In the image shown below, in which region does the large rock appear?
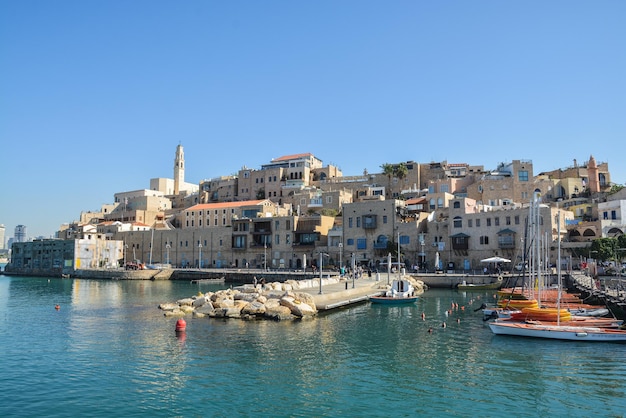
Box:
[210,307,242,318]
[241,301,266,315]
[158,302,179,311]
[177,298,195,307]
[264,305,294,320]
[195,302,215,315]
[280,295,317,317]
[192,296,209,307]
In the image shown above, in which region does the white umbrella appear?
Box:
[480,256,511,263]
[435,252,440,270]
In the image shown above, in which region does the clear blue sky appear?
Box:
[1,1,625,240]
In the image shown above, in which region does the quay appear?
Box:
[568,272,626,319]
[289,277,387,311]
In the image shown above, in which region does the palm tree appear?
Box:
[395,163,408,197]
[381,163,394,198]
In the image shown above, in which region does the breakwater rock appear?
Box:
[159,277,332,320]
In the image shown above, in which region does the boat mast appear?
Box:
[556,211,562,325]
[397,231,401,280]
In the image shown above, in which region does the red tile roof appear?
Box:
[186,200,266,211]
[271,153,313,162]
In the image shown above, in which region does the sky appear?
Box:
[1,0,625,240]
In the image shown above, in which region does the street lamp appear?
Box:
[165,243,171,266]
[198,241,203,269]
[318,252,329,294]
[338,242,343,276]
[352,253,357,288]
[264,242,267,272]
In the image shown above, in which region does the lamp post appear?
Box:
[419,233,425,272]
[338,242,343,276]
[198,242,203,269]
[165,243,171,266]
[264,242,267,272]
[318,252,328,294]
[352,253,356,288]
[387,252,391,285]
[124,244,128,268]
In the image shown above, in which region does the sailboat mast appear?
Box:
[397,231,401,280]
[557,211,562,325]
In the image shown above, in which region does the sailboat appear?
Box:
[370,234,418,305]
[488,199,626,342]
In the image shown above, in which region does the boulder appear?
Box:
[195,302,215,315]
[241,301,266,315]
[264,305,294,321]
[177,298,195,307]
[158,302,179,311]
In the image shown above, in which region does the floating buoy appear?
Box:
[55,305,60,310]
[175,318,187,332]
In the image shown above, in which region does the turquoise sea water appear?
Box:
[1,274,626,417]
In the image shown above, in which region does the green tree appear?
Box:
[589,237,617,262]
[381,163,394,198]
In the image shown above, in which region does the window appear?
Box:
[494,217,500,226]
[515,215,520,225]
[356,238,367,249]
[286,234,291,244]
[356,217,361,228]
[347,238,354,246]
[453,201,461,209]
[476,219,481,227]
[275,234,279,245]
[348,217,353,228]
[399,235,410,245]
[480,236,489,245]
[468,219,473,227]
[383,215,388,224]
[506,216,511,225]
[486,218,491,227]
[363,215,377,229]
[453,216,462,228]
[518,170,529,181]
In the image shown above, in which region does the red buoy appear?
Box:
[55,305,60,310]
[175,318,187,332]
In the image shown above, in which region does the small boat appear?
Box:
[488,207,626,342]
[370,279,418,305]
[488,321,626,342]
[458,277,503,291]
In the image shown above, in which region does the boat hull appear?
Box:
[489,321,626,342]
[370,296,419,305]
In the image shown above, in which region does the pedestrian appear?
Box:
[253,276,257,288]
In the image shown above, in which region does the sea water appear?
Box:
[1,275,625,417]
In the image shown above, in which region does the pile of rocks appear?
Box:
[159,277,338,321]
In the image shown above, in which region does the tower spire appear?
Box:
[174,144,185,195]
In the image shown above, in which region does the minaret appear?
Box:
[174,144,185,195]
[587,155,599,194]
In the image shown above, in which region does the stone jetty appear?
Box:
[159,275,427,320]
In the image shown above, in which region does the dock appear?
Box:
[300,278,386,311]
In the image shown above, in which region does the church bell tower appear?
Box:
[174,144,185,195]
